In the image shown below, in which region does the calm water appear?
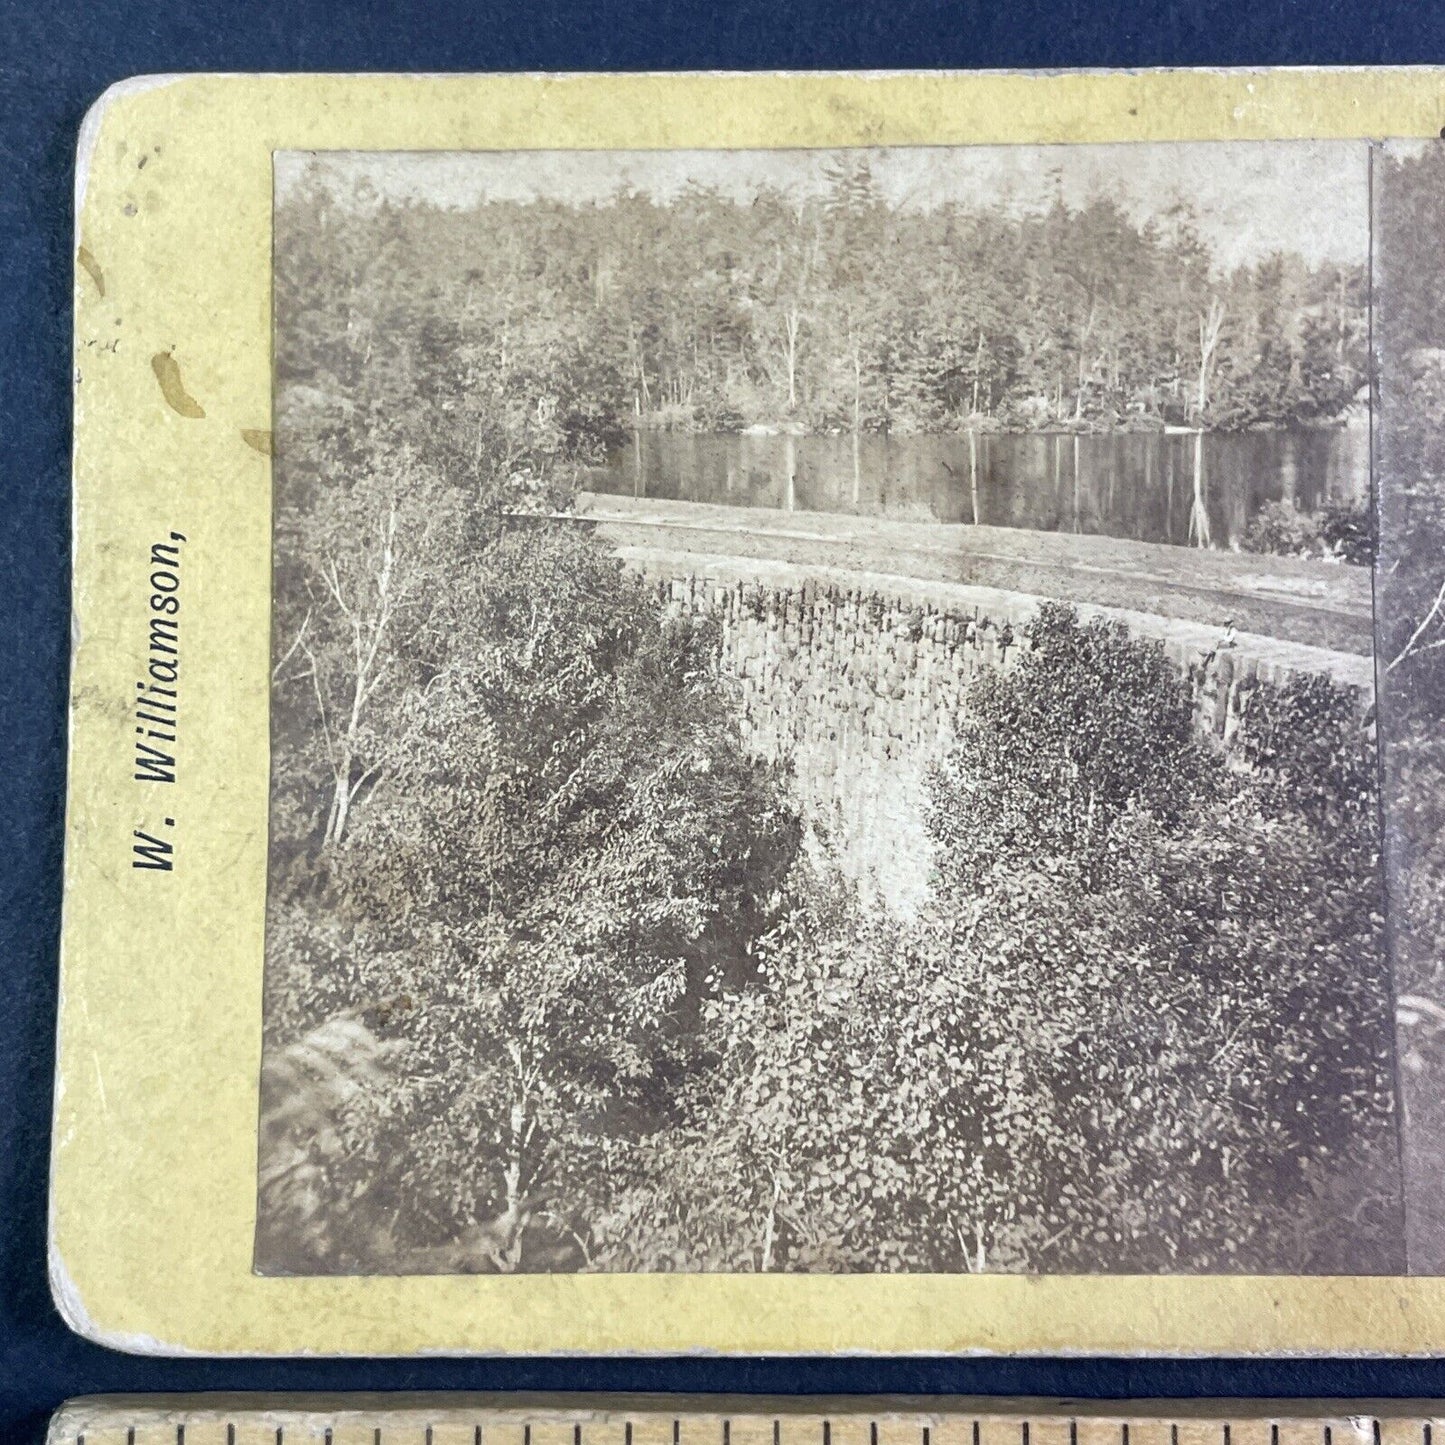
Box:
[587,427,1369,550]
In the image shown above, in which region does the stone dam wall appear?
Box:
[636,562,1373,911]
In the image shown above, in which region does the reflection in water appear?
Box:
[587,425,1369,551]
[1188,431,1212,550]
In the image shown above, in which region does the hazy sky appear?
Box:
[277,141,1370,271]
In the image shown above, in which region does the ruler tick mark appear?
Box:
[49,1404,1445,1445]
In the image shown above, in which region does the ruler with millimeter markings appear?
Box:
[43,1398,1445,1445]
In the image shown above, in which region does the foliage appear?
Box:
[276,157,1365,439]
[255,1014,401,1273]
[592,608,1401,1274]
[1318,502,1378,565]
[266,516,803,1270]
[928,604,1211,890]
[1374,145,1445,1269]
[1242,499,1375,565]
[264,207,804,1269]
[590,863,1060,1273]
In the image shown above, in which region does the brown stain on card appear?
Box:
[151,351,205,418]
[77,245,105,297]
[241,428,273,455]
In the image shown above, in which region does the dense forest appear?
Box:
[1375,143,1445,1274]
[257,154,1402,1277]
[277,157,1366,442]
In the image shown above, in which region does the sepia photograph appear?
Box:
[1375,140,1445,1279]
[255,139,1405,1278]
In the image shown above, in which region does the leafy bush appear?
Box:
[263,521,803,1272]
[590,861,1062,1274]
[926,608,1398,1271]
[595,605,1402,1274]
[928,603,1213,891]
[1243,500,1323,558]
[1318,502,1377,565]
[1243,499,1374,564]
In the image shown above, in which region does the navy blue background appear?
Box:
[8,4,1445,1442]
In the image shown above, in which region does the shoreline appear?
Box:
[619,414,1370,440]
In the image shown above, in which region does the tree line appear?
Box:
[277,157,1366,446]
